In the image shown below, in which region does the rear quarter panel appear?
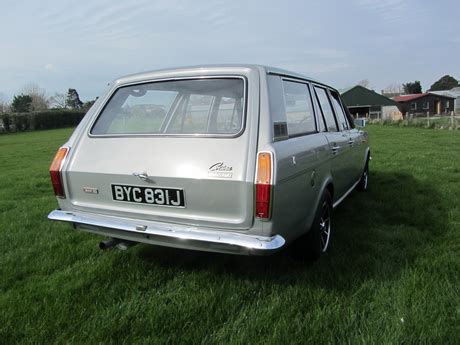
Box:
[270,134,331,242]
[256,73,332,242]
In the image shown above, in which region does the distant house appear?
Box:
[393,93,454,116]
[341,85,402,120]
[428,87,460,114]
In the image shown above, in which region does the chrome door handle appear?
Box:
[332,145,340,154]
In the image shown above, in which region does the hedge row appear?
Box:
[0,110,86,133]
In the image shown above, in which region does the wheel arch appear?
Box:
[303,176,334,235]
[363,147,371,169]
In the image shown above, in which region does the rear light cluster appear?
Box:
[50,147,69,198]
[255,152,273,219]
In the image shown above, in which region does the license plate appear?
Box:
[111,184,185,207]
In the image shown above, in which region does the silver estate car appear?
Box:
[48,65,370,260]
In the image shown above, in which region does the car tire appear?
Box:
[294,189,333,261]
[356,159,369,191]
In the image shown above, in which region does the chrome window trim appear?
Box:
[312,84,340,132]
[268,71,344,123]
[329,89,350,131]
[87,75,248,139]
[280,77,319,138]
[267,71,334,91]
[338,95,355,129]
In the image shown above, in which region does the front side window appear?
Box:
[91,78,245,136]
[283,80,316,136]
[423,101,429,110]
[314,86,338,132]
[330,91,350,130]
[446,100,450,108]
[411,102,417,110]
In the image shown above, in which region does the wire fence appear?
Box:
[367,112,460,130]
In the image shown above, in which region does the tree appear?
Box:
[49,92,67,108]
[403,81,422,94]
[429,75,459,91]
[82,99,97,112]
[358,79,370,88]
[66,88,83,109]
[20,83,49,111]
[11,94,33,112]
[0,92,9,112]
[383,83,403,95]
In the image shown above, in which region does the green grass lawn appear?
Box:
[0,126,459,344]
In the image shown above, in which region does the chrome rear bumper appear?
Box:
[48,210,285,255]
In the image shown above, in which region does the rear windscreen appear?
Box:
[91,78,245,136]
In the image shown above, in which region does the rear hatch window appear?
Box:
[91,78,245,136]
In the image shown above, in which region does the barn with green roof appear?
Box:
[340,85,402,120]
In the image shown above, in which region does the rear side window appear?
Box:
[311,91,326,132]
[330,91,350,130]
[91,78,245,136]
[314,86,338,132]
[283,80,316,136]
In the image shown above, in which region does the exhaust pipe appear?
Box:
[99,238,138,250]
[99,238,122,250]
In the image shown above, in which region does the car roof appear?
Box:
[113,64,326,88]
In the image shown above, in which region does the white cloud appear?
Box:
[277,61,351,76]
[353,0,420,24]
[44,63,56,71]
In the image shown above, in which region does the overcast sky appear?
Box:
[0,0,458,101]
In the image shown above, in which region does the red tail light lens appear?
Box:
[50,147,69,198]
[255,152,272,219]
[256,184,271,218]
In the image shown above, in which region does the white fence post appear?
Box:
[426,111,430,128]
[452,111,455,130]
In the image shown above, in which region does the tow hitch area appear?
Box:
[99,238,138,250]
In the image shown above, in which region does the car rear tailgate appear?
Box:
[64,135,255,230]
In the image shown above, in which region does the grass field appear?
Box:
[0,126,459,344]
